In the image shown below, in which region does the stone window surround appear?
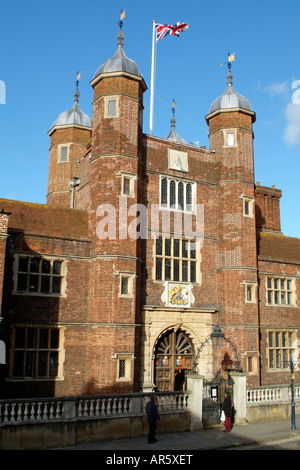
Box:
[112,353,135,382]
[57,143,70,163]
[8,324,65,381]
[114,270,136,299]
[153,236,201,285]
[223,128,237,148]
[104,95,119,118]
[266,276,296,307]
[241,280,257,303]
[245,351,259,375]
[12,253,67,298]
[239,194,255,218]
[266,330,297,371]
[159,175,197,213]
[117,171,137,198]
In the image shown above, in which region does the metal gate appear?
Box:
[202,371,233,425]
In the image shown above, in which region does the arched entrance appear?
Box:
[154,329,194,391]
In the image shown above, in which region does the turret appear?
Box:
[47,81,92,207]
[88,27,147,392]
[205,66,260,380]
[166,102,187,144]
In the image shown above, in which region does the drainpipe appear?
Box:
[69,177,80,209]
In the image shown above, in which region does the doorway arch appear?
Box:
[154,328,194,391]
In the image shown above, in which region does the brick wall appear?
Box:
[142,136,217,309]
[255,183,282,232]
[1,46,299,399]
[258,259,300,385]
[86,71,145,393]
[207,108,260,379]
[257,231,300,385]
[47,127,92,207]
[0,210,10,316]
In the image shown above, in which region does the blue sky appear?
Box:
[0,0,299,238]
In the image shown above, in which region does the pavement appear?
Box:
[56,417,300,452]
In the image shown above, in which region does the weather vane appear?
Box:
[171,99,176,115]
[220,52,235,70]
[75,71,80,89]
[117,9,126,29]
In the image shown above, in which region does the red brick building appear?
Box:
[0,29,299,398]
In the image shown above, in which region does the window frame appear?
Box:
[266,277,295,307]
[154,236,200,284]
[57,144,70,163]
[9,325,64,381]
[104,95,119,118]
[241,195,254,218]
[120,172,136,198]
[223,128,237,148]
[246,352,258,375]
[267,330,296,370]
[118,271,135,298]
[114,353,134,382]
[13,254,66,297]
[243,281,257,303]
[159,176,196,213]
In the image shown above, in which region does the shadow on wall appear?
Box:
[0,231,60,399]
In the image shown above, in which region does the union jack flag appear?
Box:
[155,22,188,41]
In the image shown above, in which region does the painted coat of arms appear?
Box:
[168,283,190,307]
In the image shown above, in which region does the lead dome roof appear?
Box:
[50,89,92,130]
[209,71,252,113]
[166,115,187,144]
[93,30,142,79]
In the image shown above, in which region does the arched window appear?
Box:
[161,178,168,207]
[160,177,195,212]
[170,180,176,208]
[186,184,192,211]
[178,182,184,209]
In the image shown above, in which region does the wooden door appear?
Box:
[154,329,194,391]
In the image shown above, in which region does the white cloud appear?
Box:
[283,102,300,150]
[258,80,300,152]
[265,81,289,97]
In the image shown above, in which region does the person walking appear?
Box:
[146,393,160,443]
[222,392,233,432]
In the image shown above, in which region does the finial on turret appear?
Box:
[227,70,233,87]
[171,99,176,127]
[166,98,186,144]
[74,71,80,103]
[117,29,125,48]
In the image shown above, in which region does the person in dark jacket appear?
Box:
[222,392,233,432]
[146,393,160,443]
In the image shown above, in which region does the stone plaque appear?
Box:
[168,149,188,172]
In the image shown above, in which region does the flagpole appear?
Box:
[150,20,156,135]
